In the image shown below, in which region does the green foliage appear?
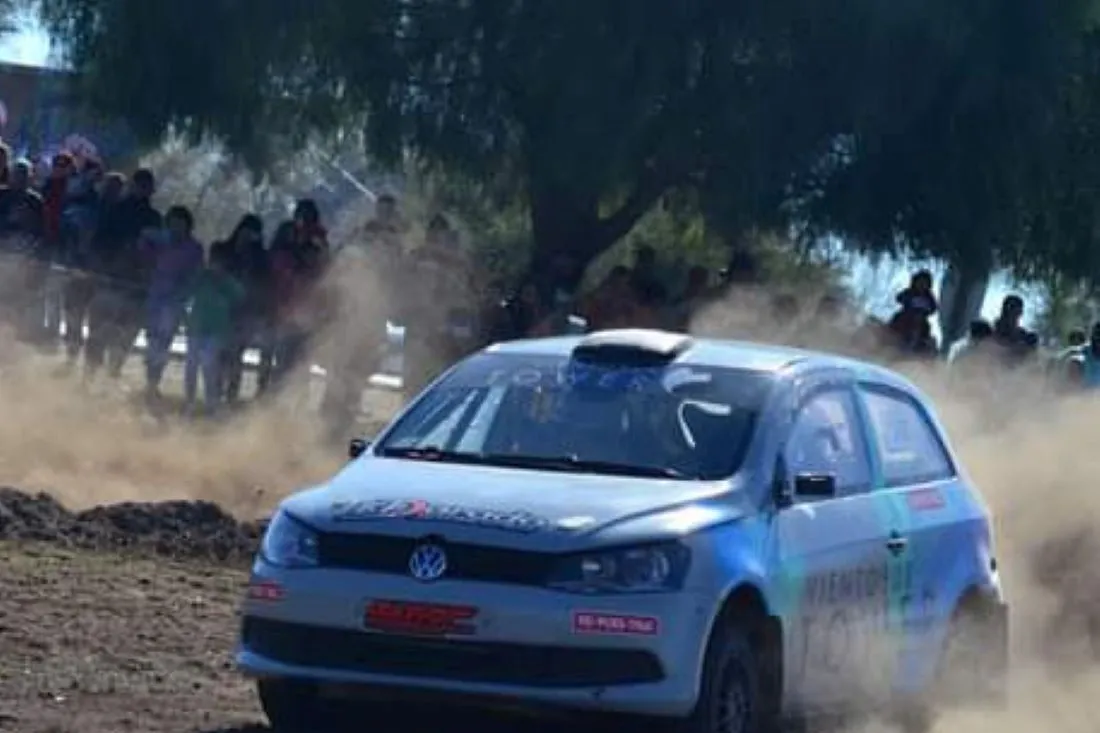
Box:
[1031,272,1098,344]
[35,0,1100,298]
[801,0,1100,271]
[407,166,533,289]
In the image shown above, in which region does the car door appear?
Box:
[771,375,893,711]
[856,381,968,697]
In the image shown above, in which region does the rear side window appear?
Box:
[860,387,954,487]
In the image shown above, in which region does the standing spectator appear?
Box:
[580,265,636,331]
[139,205,204,402]
[887,270,939,357]
[317,198,415,438]
[895,270,938,317]
[182,244,245,416]
[630,244,668,307]
[0,159,43,240]
[400,214,476,400]
[84,168,162,381]
[0,161,44,339]
[316,244,387,442]
[363,193,406,253]
[0,158,44,232]
[268,199,330,389]
[492,281,548,342]
[210,214,269,404]
[951,319,995,366]
[992,295,1027,344]
[725,249,759,285]
[991,294,1038,367]
[528,253,585,337]
[59,166,116,370]
[1057,322,1100,390]
[362,192,408,326]
[34,152,77,346]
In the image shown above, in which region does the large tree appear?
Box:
[37,0,899,288]
[800,0,1100,338]
[38,0,1100,302]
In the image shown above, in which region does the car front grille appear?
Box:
[316,531,555,586]
[241,617,665,687]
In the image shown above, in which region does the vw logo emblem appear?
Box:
[408,543,448,582]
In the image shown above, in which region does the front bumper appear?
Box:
[235,559,713,716]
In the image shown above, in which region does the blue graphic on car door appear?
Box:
[770,376,893,709]
[857,382,989,696]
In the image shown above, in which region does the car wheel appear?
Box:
[676,621,777,733]
[894,599,1009,733]
[936,601,1008,708]
[257,679,320,732]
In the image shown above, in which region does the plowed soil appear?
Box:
[0,492,599,733]
[0,540,259,733]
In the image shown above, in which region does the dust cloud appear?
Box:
[692,287,1100,732]
[0,266,1096,730]
[0,352,337,517]
[0,246,403,519]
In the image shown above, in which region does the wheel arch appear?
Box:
[953,583,1004,617]
[705,582,785,709]
[932,581,1010,709]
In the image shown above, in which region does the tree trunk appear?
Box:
[526,190,609,299]
[939,259,991,353]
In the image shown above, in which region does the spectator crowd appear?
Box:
[0,146,725,437]
[0,144,1092,444]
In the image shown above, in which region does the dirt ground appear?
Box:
[0,542,259,733]
[0,540,600,733]
[8,301,1100,731]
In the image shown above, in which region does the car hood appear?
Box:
[281,455,752,551]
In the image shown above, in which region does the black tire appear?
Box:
[894,599,1009,733]
[257,679,321,732]
[936,601,1008,708]
[675,620,777,733]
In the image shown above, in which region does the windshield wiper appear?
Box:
[479,453,692,480]
[380,447,692,479]
[379,446,487,464]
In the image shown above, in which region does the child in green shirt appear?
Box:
[184,246,246,414]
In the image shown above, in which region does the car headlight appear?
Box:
[260,510,320,568]
[546,541,692,593]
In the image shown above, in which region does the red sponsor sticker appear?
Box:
[906,488,946,512]
[572,611,660,636]
[364,599,478,636]
[247,580,285,602]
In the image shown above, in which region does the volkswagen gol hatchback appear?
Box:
[237,329,1008,733]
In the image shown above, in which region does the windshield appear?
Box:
[377,352,774,480]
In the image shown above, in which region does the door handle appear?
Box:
[885,532,908,555]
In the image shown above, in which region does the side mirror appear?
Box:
[793,473,837,499]
[348,438,370,460]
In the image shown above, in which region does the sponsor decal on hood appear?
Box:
[330,498,556,533]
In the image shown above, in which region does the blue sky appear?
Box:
[0,19,1039,331]
[0,17,49,67]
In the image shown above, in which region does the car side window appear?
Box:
[785,388,872,497]
[860,386,955,487]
